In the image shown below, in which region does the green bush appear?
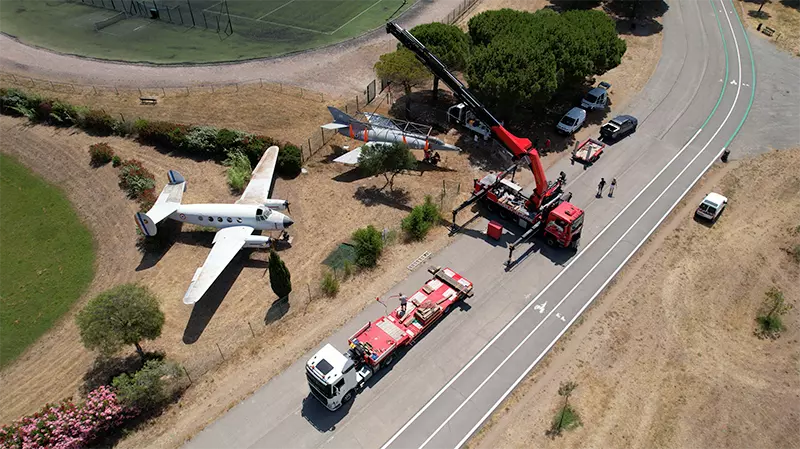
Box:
[184,126,219,154]
[343,260,354,279]
[0,87,37,119]
[352,225,383,268]
[112,359,182,411]
[118,159,156,201]
[89,142,115,167]
[135,119,188,148]
[81,109,118,136]
[223,151,252,192]
[268,250,292,299]
[215,128,245,153]
[320,270,340,297]
[277,144,302,177]
[401,195,440,241]
[49,101,79,127]
[112,155,122,167]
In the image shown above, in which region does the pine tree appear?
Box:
[268,250,292,299]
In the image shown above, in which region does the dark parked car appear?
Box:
[600,115,638,141]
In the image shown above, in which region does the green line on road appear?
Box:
[701,0,730,130]
[722,0,757,149]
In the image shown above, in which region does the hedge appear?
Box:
[0,87,300,173]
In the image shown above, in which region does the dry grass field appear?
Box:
[736,0,800,56]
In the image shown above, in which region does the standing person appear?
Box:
[396,293,408,316]
[608,178,617,197]
[544,138,551,152]
[597,178,606,197]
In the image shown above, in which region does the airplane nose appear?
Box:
[283,216,294,227]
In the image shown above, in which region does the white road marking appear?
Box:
[730,79,737,85]
[533,302,546,314]
[383,0,748,446]
[450,0,747,446]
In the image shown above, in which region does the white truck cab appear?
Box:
[581,81,611,110]
[447,103,491,140]
[695,192,728,222]
[306,344,372,410]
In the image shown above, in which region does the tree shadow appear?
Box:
[548,0,602,11]
[781,0,799,10]
[748,9,771,18]
[353,186,413,212]
[81,351,165,394]
[265,294,291,325]
[604,0,668,36]
[182,252,269,344]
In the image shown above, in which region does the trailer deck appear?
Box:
[571,138,606,166]
[349,267,473,367]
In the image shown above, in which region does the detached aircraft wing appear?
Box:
[183,226,254,304]
[236,146,279,205]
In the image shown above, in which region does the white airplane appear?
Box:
[134,146,294,305]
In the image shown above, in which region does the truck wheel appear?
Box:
[570,239,579,250]
[546,236,556,246]
[381,353,395,369]
[343,390,354,404]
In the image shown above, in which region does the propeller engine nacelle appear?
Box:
[243,235,272,249]
[264,199,289,211]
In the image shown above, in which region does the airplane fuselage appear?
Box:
[169,203,293,231]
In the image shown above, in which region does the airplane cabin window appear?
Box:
[256,208,263,216]
[237,218,243,223]
[227,217,232,223]
[217,217,223,222]
[198,216,203,221]
[208,217,213,222]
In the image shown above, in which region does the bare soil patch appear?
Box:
[736,0,800,57]
[467,149,800,449]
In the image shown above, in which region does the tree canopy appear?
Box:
[374,48,430,116]
[466,8,626,113]
[357,142,417,191]
[407,22,470,100]
[76,284,164,359]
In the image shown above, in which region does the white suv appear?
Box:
[695,192,727,222]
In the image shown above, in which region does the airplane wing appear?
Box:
[236,146,279,205]
[183,226,254,304]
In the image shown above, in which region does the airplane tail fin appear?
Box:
[327,106,357,124]
[134,171,186,236]
[135,211,159,237]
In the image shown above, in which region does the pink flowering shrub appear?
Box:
[0,386,134,449]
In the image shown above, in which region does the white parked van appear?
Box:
[556,107,587,135]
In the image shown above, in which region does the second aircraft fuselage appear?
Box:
[169,204,293,231]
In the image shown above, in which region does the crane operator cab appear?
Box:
[544,202,583,249]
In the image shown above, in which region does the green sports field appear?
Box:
[0,0,413,63]
[0,154,95,368]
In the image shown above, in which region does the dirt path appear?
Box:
[467,149,800,449]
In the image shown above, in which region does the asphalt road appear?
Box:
[185,0,760,447]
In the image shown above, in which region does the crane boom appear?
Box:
[386,22,553,208]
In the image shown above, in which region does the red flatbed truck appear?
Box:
[306,266,474,410]
[571,138,606,168]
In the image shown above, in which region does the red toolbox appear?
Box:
[487,220,503,240]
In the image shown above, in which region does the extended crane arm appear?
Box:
[386,22,551,207]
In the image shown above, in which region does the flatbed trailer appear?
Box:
[306,266,474,410]
[571,138,606,167]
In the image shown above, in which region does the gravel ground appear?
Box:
[0,0,476,97]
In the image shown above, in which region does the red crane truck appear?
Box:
[386,23,585,254]
[306,266,474,410]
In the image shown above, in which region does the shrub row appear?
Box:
[0,87,302,176]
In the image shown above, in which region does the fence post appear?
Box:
[356,95,359,111]
[248,321,256,338]
[93,85,98,94]
[308,138,312,154]
[211,85,215,93]
[260,78,263,88]
[186,86,190,95]
[119,112,125,122]
[184,366,192,385]
[236,83,239,92]
[279,83,282,93]
[115,86,118,94]
[162,87,166,95]
[71,83,76,92]
[138,87,142,96]
[300,88,304,98]
[216,343,225,361]
[11,74,17,82]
